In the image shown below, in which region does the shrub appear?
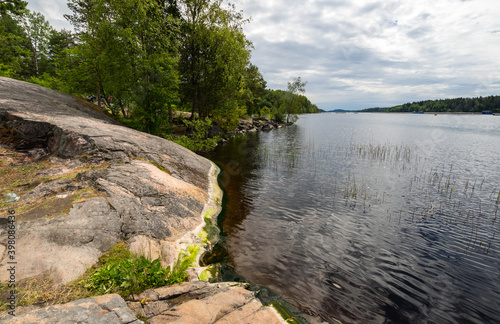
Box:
[82,242,195,297]
[165,118,220,152]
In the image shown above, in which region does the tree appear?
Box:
[17,10,52,77]
[240,63,267,116]
[65,0,180,134]
[259,84,318,122]
[178,0,250,128]
[284,76,307,123]
[0,11,31,78]
[47,29,74,67]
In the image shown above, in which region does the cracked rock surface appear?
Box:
[1,282,285,324]
[126,282,285,324]
[0,293,142,324]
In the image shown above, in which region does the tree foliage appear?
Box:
[0,11,31,77]
[0,0,27,16]
[64,0,180,135]
[260,77,319,122]
[241,63,267,116]
[16,10,52,77]
[178,0,251,128]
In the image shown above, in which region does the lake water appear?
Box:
[205,113,500,323]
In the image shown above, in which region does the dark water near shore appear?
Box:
[206,113,500,323]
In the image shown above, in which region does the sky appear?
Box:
[26,0,500,110]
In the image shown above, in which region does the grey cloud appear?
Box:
[314,0,351,9]
[406,26,433,39]
[357,2,383,15]
[417,12,432,20]
[26,0,72,30]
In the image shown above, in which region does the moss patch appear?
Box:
[15,188,107,221]
[267,300,307,324]
[133,158,171,174]
[198,265,219,282]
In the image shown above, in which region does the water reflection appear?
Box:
[206,114,500,323]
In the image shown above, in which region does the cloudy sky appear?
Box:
[27,0,500,110]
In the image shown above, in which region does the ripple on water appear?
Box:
[209,114,500,323]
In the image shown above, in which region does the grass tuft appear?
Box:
[0,242,195,314]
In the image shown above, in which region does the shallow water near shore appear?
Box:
[205,113,500,323]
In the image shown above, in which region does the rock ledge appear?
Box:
[0,282,285,324]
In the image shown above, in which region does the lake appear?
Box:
[205,113,500,323]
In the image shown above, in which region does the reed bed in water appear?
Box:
[256,140,498,256]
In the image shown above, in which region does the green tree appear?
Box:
[17,10,52,77]
[240,63,267,116]
[178,0,250,128]
[284,76,307,123]
[0,11,31,78]
[46,29,74,72]
[65,0,180,134]
[65,0,112,103]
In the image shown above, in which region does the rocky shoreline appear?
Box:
[0,77,289,323]
[218,117,291,145]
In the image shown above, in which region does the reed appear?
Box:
[259,138,498,258]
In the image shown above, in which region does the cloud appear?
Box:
[24,0,500,110]
[235,0,500,109]
[25,0,73,31]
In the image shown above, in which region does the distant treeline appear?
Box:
[362,96,500,113]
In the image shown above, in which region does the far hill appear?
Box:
[361,95,500,113]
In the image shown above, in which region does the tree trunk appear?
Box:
[120,103,128,119]
[32,49,38,77]
[168,102,173,124]
[97,87,102,108]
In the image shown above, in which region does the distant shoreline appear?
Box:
[323,111,498,115]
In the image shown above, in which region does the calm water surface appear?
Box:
[206,113,500,323]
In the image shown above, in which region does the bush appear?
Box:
[272,111,285,123]
[259,107,271,120]
[27,73,62,91]
[82,242,195,297]
[165,118,220,152]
